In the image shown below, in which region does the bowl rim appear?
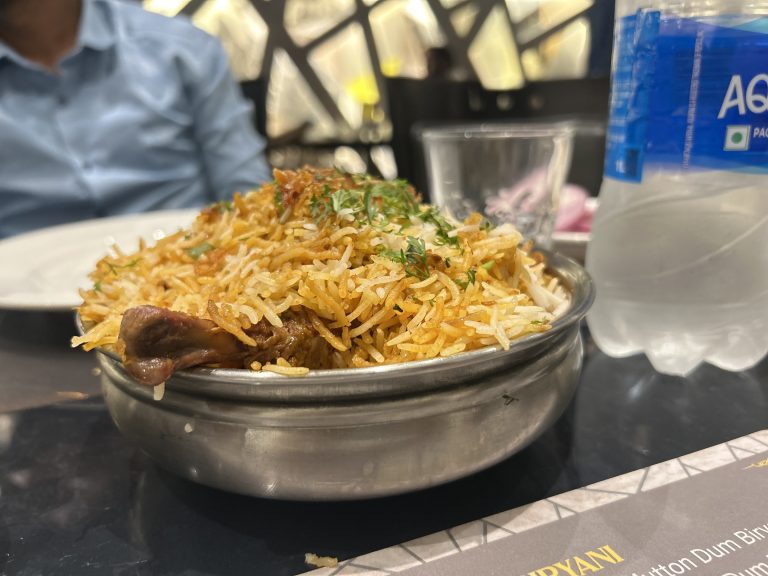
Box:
[80,250,593,400]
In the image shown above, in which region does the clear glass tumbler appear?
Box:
[419,123,574,247]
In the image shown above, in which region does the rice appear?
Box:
[262,363,310,376]
[72,167,569,372]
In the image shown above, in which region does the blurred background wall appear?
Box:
[141,0,614,192]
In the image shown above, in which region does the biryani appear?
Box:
[72,167,569,386]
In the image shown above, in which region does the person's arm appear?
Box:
[188,37,271,200]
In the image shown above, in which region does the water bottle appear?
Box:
[586,0,768,375]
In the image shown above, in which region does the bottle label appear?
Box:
[605,11,768,182]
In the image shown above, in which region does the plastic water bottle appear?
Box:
[586,0,768,375]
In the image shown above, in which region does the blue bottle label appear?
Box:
[605,11,768,182]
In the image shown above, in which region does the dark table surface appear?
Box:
[1,309,767,576]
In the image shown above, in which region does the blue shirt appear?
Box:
[0,0,271,238]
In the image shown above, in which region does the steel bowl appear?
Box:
[92,251,593,500]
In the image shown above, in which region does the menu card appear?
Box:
[302,430,768,576]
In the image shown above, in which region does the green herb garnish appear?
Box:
[309,180,422,228]
[211,199,233,213]
[106,258,141,275]
[418,206,459,248]
[454,268,477,289]
[308,177,463,282]
[187,242,215,260]
[93,280,102,292]
[330,188,363,216]
[308,185,330,223]
[481,260,495,271]
[393,304,403,312]
[375,180,420,220]
[274,188,285,215]
[382,236,430,280]
[363,187,375,223]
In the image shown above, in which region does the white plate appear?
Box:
[0,209,199,311]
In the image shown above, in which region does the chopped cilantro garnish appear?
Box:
[187,242,215,260]
[418,207,459,248]
[106,258,141,275]
[309,180,423,229]
[454,268,477,289]
[93,280,102,292]
[306,176,464,282]
[382,236,430,280]
[363,187,375,223]
[309,185,333,224]
[375,180,419,220]
[330,188,363,216]
[402,236,429,280]
[393,304,403,312]
[274,188,284,215]
[211,199,233,213]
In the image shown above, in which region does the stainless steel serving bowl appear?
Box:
[92,251,593,500]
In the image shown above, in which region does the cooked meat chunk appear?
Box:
[243,311,334,370]
[119,306,333,386]
[120,306,246,385]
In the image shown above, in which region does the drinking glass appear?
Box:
[419,123,574,247]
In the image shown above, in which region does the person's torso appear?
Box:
[0,0,213,237]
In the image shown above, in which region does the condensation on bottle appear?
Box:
[586,0,768,375]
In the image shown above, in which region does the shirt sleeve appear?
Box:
[187,36,271,201]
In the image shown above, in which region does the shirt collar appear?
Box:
[0,42,13,63]
[77,0,117,52]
